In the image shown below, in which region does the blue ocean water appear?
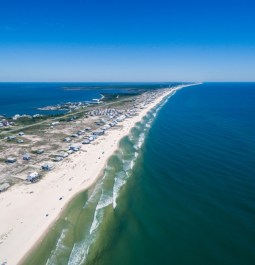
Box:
[23,83,255,265]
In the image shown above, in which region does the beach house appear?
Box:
[41,164,54,171]
[23,153,31,160]
[69,144,81,152]
[36,149,44,154]
[6,157,17,163]
[26,172,40,182]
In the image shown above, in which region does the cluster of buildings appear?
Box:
[12,114,44,120]
[88,108,138,120]
[1,89,168,188]
[12,114,32,120]
[0,114,45,128]
[5,150,44,164]
[38,101,91,112]
[0,118,15,128]
[4,131,25,144]
[89,108,120,117]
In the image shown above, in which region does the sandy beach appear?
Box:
[0,88,179,265]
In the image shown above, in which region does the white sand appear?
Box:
[0,89,177,265]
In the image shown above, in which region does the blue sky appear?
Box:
[0,0,254,81]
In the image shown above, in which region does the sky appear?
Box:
[0,0,254,82]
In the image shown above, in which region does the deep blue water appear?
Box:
[131,82,255,265]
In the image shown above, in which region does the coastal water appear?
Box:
[0,82,173,117]
[23,83,255,265]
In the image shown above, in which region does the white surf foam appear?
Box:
[89,210,101,235]
[137,132,145,148]
[113,171,128,209]
[68,241,87,265]
[96,193,113,211]
[46,229,69,265]
[90,192,113,234]
[83,181,102,209]
[123,159,134,171]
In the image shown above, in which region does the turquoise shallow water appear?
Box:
[24,83,255,265]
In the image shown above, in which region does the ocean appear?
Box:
[22,83,255,265]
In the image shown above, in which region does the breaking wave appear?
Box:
[113,171,128,209]
[46,229,69,265]
[90,192,113,234]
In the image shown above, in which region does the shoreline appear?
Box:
[0,85,192,265]
[18,151,110,265]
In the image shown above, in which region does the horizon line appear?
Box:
[0,81,255,83]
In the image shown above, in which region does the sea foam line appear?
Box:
[113,171,128,209]
[46,229,69,265]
